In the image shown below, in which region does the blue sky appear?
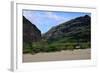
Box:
[23,10,91,34]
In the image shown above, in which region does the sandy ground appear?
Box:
[23,49,91,62]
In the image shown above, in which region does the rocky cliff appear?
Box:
[23,16,41,44]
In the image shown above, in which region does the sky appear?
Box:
[23,10,91,34]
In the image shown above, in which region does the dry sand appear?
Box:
[23,49,91,62]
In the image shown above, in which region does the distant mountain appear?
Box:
[23,16,41,44]
[43,15,91,43]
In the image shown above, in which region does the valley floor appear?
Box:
[23,49,91,62]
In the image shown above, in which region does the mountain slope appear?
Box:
[23,16,41,53]
[23,16,41,43]
[43,15,91,43]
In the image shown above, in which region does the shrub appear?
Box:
[23,43,33,54]
[80,42,90,49]
[67,45,74,50]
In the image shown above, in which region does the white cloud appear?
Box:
[44,12,67,21]
[23,10,69,24]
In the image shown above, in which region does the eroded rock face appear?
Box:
[23,16,41,44]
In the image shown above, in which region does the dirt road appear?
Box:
[23,49,91,62]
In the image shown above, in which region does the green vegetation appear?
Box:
[23,38,90,54]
